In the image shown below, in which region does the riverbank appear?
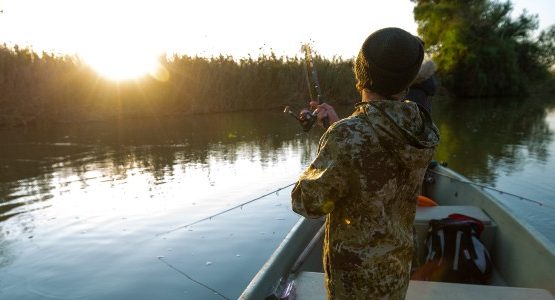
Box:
[2,45,554,128]
[0,46,358,128]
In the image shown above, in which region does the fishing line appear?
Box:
[158,257,231,300]
[155,182,296,237]
[428,169,555,209]
[151,183,295,298]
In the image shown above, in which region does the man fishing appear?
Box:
[291,27,440,299]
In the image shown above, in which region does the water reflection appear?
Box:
[1,97,555,298]
[431,96,555,242]
[432,96,555,183]
[0,112,321,223]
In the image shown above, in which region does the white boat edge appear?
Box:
[240,165,555,299]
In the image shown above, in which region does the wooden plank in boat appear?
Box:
[415,206,492,224]
[295,272,555,300]
[406,280,555,300]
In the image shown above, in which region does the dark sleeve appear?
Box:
[408,76,437,114]
[417,76,438,96]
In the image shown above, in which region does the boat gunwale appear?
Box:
[240,217,324,299]
[428,166,555,294]
[240,165,555,298]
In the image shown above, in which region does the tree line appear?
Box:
[0,46,358,127]
[412,0,555,97]
[1,0,554,127]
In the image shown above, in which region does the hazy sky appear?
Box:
[1,0,554,60]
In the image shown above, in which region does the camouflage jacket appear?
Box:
[292,100,440,299]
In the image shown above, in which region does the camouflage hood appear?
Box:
[292,99,440,299]
[354,100,440,167]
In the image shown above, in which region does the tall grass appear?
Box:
[0,45,358,127]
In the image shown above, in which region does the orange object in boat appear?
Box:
[417,195,438,207]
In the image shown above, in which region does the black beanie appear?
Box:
[354,27,424,97]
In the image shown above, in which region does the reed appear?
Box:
[0,45,358,127]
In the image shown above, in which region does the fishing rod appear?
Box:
[152,167,552,296]
[155,166,553,239]
[302,43,324,105]
[153,184,297,298]
[284,43,329,132]
[427,168,555,209]
[155,182,295,237]
[158,257,231,300]
[156,166,554,238]
[153,183,297,297]
[153,183,299,299]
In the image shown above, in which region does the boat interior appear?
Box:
[242,166,555,300]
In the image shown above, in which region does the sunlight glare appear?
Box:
[73,0,167,81]
[81,48,161,81]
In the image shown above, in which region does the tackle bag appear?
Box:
[412,214,492,284]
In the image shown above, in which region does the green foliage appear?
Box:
[537,25,555,67]
[0,46,358,127]
[412,0,553,97]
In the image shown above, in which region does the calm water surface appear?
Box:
[1,97,554,299]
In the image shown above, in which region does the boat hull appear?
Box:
[240,166,555,299]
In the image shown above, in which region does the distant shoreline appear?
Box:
[1,46,553,129]
[0,46,358,128]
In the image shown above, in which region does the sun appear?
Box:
[81,47,162,81]
[71,0,170,82]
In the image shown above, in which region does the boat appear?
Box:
[240,165,555,299]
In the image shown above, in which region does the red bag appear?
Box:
[412,214,492,284]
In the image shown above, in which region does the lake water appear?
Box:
[1,96,555,299]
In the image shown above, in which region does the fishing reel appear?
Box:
[284,106,318,132]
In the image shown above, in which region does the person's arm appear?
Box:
[291,125,351,218]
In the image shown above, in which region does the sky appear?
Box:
[0,0,554,79]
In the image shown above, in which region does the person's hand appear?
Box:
[309,100,319,110]
[313,103,339,127]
